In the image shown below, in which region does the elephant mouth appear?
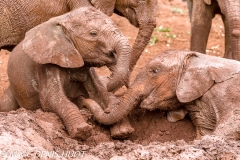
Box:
[139,87,159,110]
[140,96,180,111]
[85,50,117,67]
[140,86,180,111]
[126,8,139,27]
[114,8,139,27]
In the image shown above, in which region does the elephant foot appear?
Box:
[110,117,135,139]
[167,108,188,122]
[68,123,93,140]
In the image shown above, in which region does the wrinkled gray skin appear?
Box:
[0,0,157,92]
[0,7,132,140]
[187,0,240,60]
[83,50,240,140]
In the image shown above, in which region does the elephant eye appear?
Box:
[90,30,98,37]
[152,69,159,73]
[150,68,159,74]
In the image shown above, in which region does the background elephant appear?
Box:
[0,0,157,91]
[187,0,240,61]
[83,49,240,140]
[0,7,131,140]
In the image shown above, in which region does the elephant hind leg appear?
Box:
[0,87,19,112]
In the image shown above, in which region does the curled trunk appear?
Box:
[107,34,132,92]
[82,88,140,125]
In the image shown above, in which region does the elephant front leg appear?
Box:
[38,66,92,140]
[55,102,93,139]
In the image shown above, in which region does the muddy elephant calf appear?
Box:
[83,49,240,140]
[0,7,132,140]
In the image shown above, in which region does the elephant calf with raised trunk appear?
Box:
[0,7,132,140]
[187,0,240,61]
[0,0,157,92]
[83,50,240,140]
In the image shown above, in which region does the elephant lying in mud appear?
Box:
[83,49,240,140]
[0,0,157,91]
[0,7,132,140]
[187,0,240,61]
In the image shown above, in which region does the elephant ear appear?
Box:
[90,0,116,16]
[204,0,211,5]
[176,52,240,103]
[22,17,84,68]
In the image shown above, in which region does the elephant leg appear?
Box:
[38,66,92,140]
[0,87,19,111]
[189,0,215,53]
[167,108,188,123]
[53,102,93,139]
[186,0,193,21]
[86,68,135,138]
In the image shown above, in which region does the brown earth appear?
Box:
[0,0,240,159]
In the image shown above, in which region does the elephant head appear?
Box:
[90,0,157,91]
[82,50,240,140]
[22,7,131,89]
[80,50,184,125]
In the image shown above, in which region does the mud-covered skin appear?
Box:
[0,7,132,140]
[187,0,240,61]
[0,0,157,92]
[84,50,240,140]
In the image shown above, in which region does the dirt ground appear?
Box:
[0,0,240,159]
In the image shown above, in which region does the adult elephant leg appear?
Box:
[84,68,135,138]
[222,16,231,58]
[186,0,193,20]
[189,0,214,53]
[220,0,240,60]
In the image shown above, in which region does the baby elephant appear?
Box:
[0,7,131,140]
[83,49,240,140]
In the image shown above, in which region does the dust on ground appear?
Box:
[0,0,239,159]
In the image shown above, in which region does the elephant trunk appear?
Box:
[82,87,141,125]
[222,0,240,60]
[129,19,156,71]
[107,34,131,92]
